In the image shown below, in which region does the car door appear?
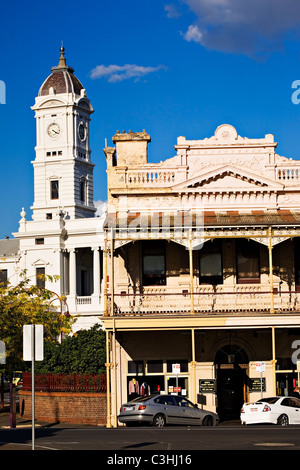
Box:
[289,398,300,424]
[174,396,201,425]
[280,398,300,424]
[154,396,178,424]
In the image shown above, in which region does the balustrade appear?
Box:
[108,285,300,315]
[276,167,300,183]
[126,169,176,186]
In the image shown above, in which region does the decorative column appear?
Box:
[189,230,195,314]
[103,238,108,316]
[92,247,100,301]
[268,227,275,314]
[191,329,197,403]
[110,228,115,317]
[271,327,277,396]
[105,330,112,428]
[69,248,76,296]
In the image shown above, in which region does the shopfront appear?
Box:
[126,359,189,401]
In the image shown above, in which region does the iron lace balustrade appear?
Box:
[22,372,107,393]
[106,286,300,316]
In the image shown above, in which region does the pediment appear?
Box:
[173,165,283,191]
[32,258,50,267]
[34,98,66,109]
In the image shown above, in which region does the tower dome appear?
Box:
[38,47,84,96]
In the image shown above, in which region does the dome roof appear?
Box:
[39,47,84,96]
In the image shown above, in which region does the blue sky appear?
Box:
[1,0,300,238]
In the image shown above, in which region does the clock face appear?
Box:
[47,123,60,138]
[78,122,86,141]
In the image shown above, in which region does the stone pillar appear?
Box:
[92,247,100,298]
[69,248,76,296]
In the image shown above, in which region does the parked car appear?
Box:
[241,396,300,426]
[12,372,23,388]
[118,394,219,427]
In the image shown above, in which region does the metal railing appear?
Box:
[106,287,300,316]
[22,372,106,393]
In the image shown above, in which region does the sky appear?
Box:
[1,0,300,238]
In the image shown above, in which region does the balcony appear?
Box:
[107,284,300,316]
[66,294,104,313]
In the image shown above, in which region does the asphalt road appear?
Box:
[1,424,300,453]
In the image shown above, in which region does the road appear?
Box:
[1,424,300,453]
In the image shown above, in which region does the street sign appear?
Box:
[23,325,44,361]
[172,363,181,374]
[255,361,265,373]
[23,324,44,451]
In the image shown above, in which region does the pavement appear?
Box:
[0,405,94,429]
[0,407,240,429]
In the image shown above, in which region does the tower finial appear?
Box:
[58,45,67,68]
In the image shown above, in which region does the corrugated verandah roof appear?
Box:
[104,209,300,230]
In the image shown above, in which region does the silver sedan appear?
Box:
[118,394,219,427]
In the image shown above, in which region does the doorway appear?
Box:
[215,345,248,421]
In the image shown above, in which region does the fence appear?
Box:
[22,372,106,393]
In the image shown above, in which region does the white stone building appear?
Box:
[0,48,105,332]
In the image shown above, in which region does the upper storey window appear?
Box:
[80,179,87,205]
[50,180,59,200]
[0,269,7,286]
[236,239,260,283]
[199,239,223,285]
[142,241,166,286]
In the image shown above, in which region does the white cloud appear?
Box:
[94,200,107,216]
[90,64,166,82]
[165,3,182,18]
[183,24,203,43]
[171,0,300,56]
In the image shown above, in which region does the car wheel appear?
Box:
[277,414,289,426]
[202,415,214,426]
[153,414,166,427]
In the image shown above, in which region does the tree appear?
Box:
[0,271,75,378]
[35,325,106,374]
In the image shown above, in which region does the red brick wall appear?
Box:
[18,390,107,426]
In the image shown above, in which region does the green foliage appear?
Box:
[35,325,106,374]
[0,270,74,377]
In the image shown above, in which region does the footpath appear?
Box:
[0,405,92,429]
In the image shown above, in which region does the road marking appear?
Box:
[254,442,295,447]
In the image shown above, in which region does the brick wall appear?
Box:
[18,390,107,426]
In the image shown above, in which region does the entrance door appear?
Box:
[216,368,246,421]
[215,345,248,421]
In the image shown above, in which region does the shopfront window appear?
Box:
[126,359,189,400]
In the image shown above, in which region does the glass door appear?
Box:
[166,376,188,396]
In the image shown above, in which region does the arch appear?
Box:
[214,344,248,366]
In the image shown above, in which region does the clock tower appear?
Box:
[31,47,96,221]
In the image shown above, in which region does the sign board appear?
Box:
[197,394,207,406]
[172,363,181,375]
[249,378,266,392]
[23,325,44,361]
[199,379,216,393]
[256,362,265,373]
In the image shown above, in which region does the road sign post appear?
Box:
[23,324,44,451]
[256,362,265,399]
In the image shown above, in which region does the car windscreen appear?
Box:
[256,397,279,404]
[128,394,157,403]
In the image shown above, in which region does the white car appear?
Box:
[241,396,300,426]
